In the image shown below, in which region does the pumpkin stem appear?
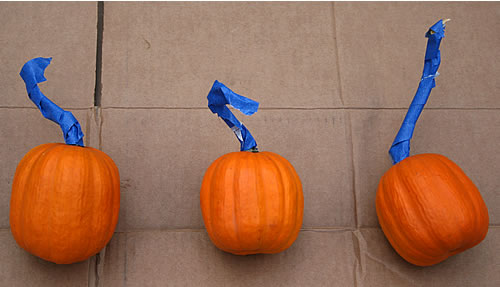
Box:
[388,19,448,164]
[247,147,259,153]
[207,80,259,151]
[20,57,84,146]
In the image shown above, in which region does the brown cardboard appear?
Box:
[350,109,500,227]
[335,2,500,108]
[1,2,499,285]
[354,227,500,286]
[349,109,406,228]
[101,108,355,231]
[100,233,127,287]
[101,2,342,108]
[0,2,97,108]
[101,229,357,286]
[85,107,102,149]
[0,109,91,228]
[0,230,89,286]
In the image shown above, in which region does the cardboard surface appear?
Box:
[350,109,500,227]
[335,2,500,108]
[101,230,356,287]
[0,2,97,108]
[355,228,500,286]
[102,228,500,286]
[101,2,342,108]
[1,2,499,286]
[101,109,355,231]
[0,230,89,287]
[0,109,91,228]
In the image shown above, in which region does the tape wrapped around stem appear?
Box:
[207,80,259,151]
[20,57,84,146]
[389,20,447,164]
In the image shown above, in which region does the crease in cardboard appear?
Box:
[85,109,91,147]
[352,230,421,286]
[88,251,104,287]
[331,1,346,107]
[363,252,418,286]
[98,107,104,151]
[123,233,130,284]
[96,249,106,287]
[300,230,354,234]
[345,111,359,228]
[352,230,366,284]
[83,107,102,149]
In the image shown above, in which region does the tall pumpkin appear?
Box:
[201,81,304,255]
[10,58,120,264]
[376,20,489,266]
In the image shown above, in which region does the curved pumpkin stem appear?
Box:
[207,80,259,151]
[20,57,84,146]
[389,19,448,164]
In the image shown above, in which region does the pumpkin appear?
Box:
[203,81,304,255]
[200,151,303,255]
[10,143,120,264]
[11,57,120,264]
[377,20,489,266]
[376,153,489,266]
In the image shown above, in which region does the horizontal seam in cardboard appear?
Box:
[96,106,500,111]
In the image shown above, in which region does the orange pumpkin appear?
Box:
[10,143,120,264]
[377,20,489,266]
[200,151,303,255]
[376,153,489,266]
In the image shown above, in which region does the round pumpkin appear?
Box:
[10,143,120,264]
[376,153,489,266]
[200,151,303,255]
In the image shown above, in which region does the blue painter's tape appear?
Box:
[389,20,446,164]
[20,57,84,146]
[207,80,259,151]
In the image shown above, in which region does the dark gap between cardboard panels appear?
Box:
[89,3,105,287]
[94,1,104,108]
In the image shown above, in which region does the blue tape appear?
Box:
[207,80,259,151]
[20,57,84,146]
[389,20,446,164]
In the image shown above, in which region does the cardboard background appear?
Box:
[1,2,498,286]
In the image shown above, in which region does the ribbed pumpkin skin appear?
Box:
[200,151,303,255]
[376,153,489,266]
[10,143,120,264]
